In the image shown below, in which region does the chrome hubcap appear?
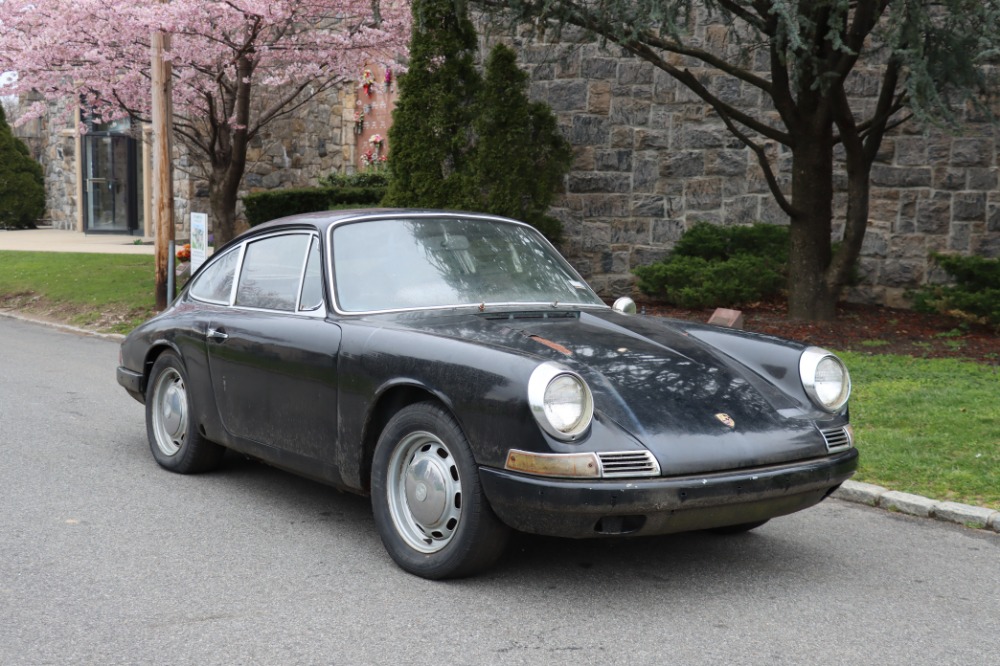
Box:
[386,431,462,553]
[152,368,187,456]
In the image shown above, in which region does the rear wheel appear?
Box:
[371,402,509,579]
[145,351,224,474]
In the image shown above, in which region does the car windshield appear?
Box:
[331,216,605,312]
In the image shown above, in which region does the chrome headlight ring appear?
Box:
[527,362,594,441]
[799,346,851,413]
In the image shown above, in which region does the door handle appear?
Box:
[207,327,229,342]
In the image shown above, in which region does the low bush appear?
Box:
[320,171,390,190]
[634,222,789,308]
[243,182,386,227]
[914,253,1000,328]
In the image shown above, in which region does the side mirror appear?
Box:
[612,297,637,315]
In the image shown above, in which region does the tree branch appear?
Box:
[603,32,793,144]
[638,31,774,95]
[715,0,767,32]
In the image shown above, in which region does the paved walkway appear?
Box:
[0,227,155,255]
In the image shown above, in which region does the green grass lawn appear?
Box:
[840,351,1000,510]
[1,249,997,510]
[0,251,158,334]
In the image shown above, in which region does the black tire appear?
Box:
[709,519,770,535]
[371,402,510,579]
[145,351,225,474]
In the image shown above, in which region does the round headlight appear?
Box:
[528,362,594,440]
[799,347,851,412]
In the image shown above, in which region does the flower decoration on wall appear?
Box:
[360,148,388,171]
[360,68,376,97]
[368,133,384,148]
[384,66,393,92]
[354,109,364,134]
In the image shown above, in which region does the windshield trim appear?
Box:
[324,212,604,317]
[329,301,611,318]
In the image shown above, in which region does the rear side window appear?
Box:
[235,234,310,311]
[189,248,239,304]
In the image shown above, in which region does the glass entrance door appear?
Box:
[83,132,143,234]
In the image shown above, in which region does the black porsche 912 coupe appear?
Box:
[117,210,857,579]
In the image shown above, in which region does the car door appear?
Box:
[204,232,342,464]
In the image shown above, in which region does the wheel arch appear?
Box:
[141,342,183,395]
[359,383,456,494]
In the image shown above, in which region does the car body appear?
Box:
[117,209,857,579]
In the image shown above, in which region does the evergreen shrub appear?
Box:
[382,0,481,211]
[0,105,46,229]
[384,0,570,242]
[635,222,790,308]
[914,253,1000,328]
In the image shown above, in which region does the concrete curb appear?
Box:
[833,480,1000,533]
[0,310,126,342]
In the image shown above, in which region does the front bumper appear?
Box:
[479,448,858,538]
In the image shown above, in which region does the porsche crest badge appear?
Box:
[715,413,736,428]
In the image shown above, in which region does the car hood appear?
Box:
[378,308,827,474]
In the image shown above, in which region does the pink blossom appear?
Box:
[0,1,411,130]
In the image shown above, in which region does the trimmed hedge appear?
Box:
[243,184,385,227]
[320,171,390,189]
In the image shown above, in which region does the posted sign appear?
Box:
[190,213,208,273]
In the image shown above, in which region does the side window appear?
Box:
[298,237,324,312]
[235,234,309,311]
[189,248,240,304]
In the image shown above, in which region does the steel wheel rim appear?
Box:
[151,368,188,457]
[385,430,463,554]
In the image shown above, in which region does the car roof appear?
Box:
[247,208,518,237]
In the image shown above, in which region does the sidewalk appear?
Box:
[0,227,156,255]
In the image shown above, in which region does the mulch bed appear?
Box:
[641,300,1000,365]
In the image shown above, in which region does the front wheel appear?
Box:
[371,402,509,579]
[145,351,224,474]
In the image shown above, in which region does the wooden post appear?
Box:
[151,30,174,310]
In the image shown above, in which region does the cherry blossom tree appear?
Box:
[0,0,411,244]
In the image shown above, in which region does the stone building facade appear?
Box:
[504,27,1000,307]
[14,85,355,238]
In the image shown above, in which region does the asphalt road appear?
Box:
[1,316,998,666]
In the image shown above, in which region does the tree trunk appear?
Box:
[787,127,837,321]
[204,55,252,247]
[827,163,871,300]
[209,165,241,247]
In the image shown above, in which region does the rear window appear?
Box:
[189,248,239,304]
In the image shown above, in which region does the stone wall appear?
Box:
[10,98,80,230]
[502,26,1000,306]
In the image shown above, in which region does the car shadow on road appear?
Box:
[197,451,842,591]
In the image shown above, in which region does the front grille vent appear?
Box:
[597,451,661,478]
[819,425,852,453]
